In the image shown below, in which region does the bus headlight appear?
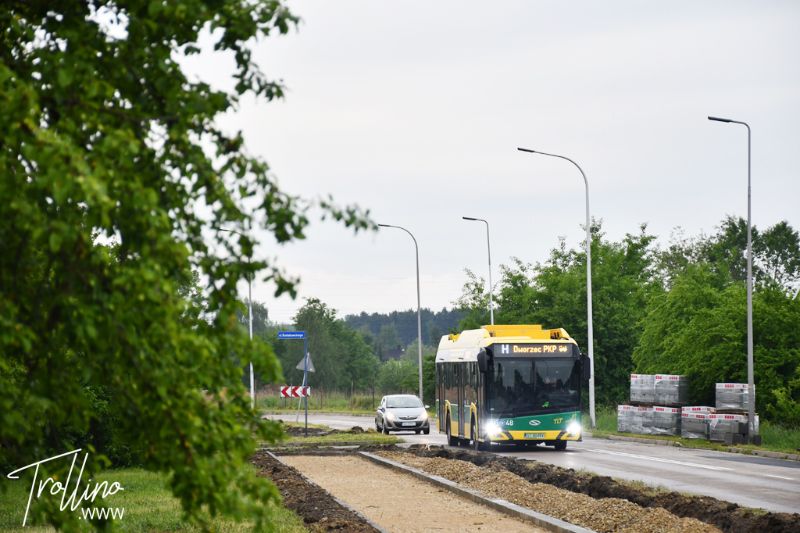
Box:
[567,421,582,436]
[485,421,503,438]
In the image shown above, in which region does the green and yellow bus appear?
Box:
[436,324,589,450]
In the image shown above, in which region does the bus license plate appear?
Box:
[524,432,545,439]
[402,422,415,427]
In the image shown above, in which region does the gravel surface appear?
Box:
[282,454,546,533]
[379,451,720,533]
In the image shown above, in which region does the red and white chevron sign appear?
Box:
[280,386,311,398]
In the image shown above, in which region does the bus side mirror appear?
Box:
[477,350,488,373]
[581,355,591,383]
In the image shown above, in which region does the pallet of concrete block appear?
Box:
[652,406,680,435]
[654,374,688,406]
[617,405,634,432]
[618,405,652,434]
[682,406,716,415]
[630,374,655,404]
[618,405,653,434]
[716,383,752,411]
[708,413,749,443]
[680,406,715,439]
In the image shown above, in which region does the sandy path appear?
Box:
[281,455,545,533]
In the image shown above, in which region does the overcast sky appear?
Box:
[189,1,800,324]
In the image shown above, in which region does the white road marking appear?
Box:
[764,474,795,481]
[586,448,734,472]
[586,449,797,481]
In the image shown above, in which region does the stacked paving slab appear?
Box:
[619,379,759,442]
[710,383,757,444]
[680,406,716,439]
[618,374,687,435]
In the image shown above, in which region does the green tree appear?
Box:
[291,299,379,392]
[375,323,401,360]
[658,216,800,294]
[423,353,436,406]
[377,359,418,394]
[237,300,272,338]
[457,222,659,405]
[454,268,492,329]
[0,1,371,529]
[634,266,800,420]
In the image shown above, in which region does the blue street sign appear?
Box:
[278,331,306,340]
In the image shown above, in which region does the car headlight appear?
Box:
[567,421,582,436]
[485,421,503,438]
[419,411,428,421]
[385,411,396,421]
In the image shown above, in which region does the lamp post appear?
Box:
[379,223,424,402]
[462,216,494,325]
[708,115,757,442]
[517,147,596,429]
[219,228,256,410]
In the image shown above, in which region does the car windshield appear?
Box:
[386,396,422,408]
[489,358,580,415]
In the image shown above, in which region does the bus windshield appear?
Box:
[489,358,580,415]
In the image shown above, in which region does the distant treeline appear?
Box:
[345,308,464,355]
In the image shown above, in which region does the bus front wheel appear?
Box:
[553,440,567,451]
[471,421,484,451]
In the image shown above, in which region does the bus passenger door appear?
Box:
[435,363,442,432]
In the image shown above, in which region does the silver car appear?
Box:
[375,394,430,434]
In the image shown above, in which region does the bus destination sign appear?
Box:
[493,343,573,357]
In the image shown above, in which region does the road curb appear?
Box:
[603,434,683,447]
[599,434,800,461]
[727,447,800,462]
[359,451,595,533]
[265,451,389,533]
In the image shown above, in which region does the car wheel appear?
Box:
[554,440,567,451]
[383,423,390,435]
[423,427,430,435]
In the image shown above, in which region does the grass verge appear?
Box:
[0,468,307,532]
[273,422,400,446]
[263,407,376,416]
[590,406,800,455]
[281,432,400,446]
[258,391,377,414]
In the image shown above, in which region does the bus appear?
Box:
[436,324,589,450]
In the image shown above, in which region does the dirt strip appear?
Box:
[378,450,719,533]
[396,445,800,533]
[282,454,547,533]
[252,450,380,532]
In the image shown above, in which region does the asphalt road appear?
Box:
[265,412,800,514]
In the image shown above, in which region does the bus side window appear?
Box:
[446,363,453,404]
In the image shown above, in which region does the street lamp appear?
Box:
[517,147,596,429]
[219,228,256,410]
[378,223,424,402]
[462,216,494,325]
[708,115,757,442]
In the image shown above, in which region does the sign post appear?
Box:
[277,331,309,435]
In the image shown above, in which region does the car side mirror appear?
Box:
[424,405,430,409]
[477,349,489,373]
[581,354,591,383]
[378,406,384,411]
